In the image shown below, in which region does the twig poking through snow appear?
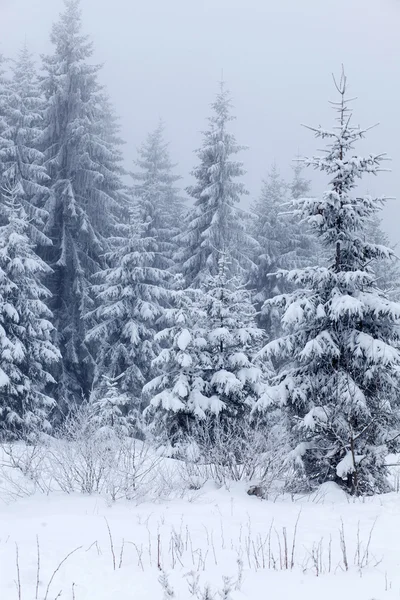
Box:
[43,546,82,600]
[15,544,21,600]
[104,518,116,571]
[35,535,40,600]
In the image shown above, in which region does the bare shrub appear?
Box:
[0,439,52,501]
[177,413,289,494]
[46,403,162,500]
[1,403,162,502]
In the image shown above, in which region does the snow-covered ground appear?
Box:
[1,472,400,600]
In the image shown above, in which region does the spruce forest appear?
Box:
[1,0,400,503]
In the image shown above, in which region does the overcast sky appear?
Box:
[1,0,400,243]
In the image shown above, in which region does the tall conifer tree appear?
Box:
[146,255,264,443]
[132,122,183,268]
[87,207,176,430]
[177,83,255,287]
[1,46,50,245]
[251,164,319,336]
[40,0,126,408]
[0,189,60,439]
[255,71,400,495]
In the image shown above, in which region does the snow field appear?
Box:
[1,479,400,600]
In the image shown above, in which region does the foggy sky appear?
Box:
[1,0,400,244]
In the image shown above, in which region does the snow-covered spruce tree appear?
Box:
[202,254,265,423]
[290,160,311,201]
[177,83,255,287]
[0,46,51,245]
[250,165,291,333]
[0,54,12,180]
[0,53,10,118]
[93,93,129,237]
[0,189,60,440]
[143,288,210,445]
[255,71,400,495]
[40,0,127,408]
[90,375,131,440]
[364,216,400,301]
[87,207,176,433]
[145,254,265,444]
[131,121,184,268]
[290,161,327,280]
[250,164,317,335]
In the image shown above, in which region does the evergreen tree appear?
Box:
[90,375,131,440]
[131,121,184,268]
[290,161,311,201]
[0,54,11,180]
[250,165,290,333]
[290,162,327,268]
[143,289,211,444]
[250,163,325,427]
[255,72,400,495]
[177,83,255,287]
[251,164,317,335]
[92,93,129,239]
[40,0,126,408]
[0,53,10,115]
[365,216,400,300]
[87,208,176,428]
[146,255,264,443]
[1,46,50,245]
[0,189,60,440]
[202,255,265,422]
